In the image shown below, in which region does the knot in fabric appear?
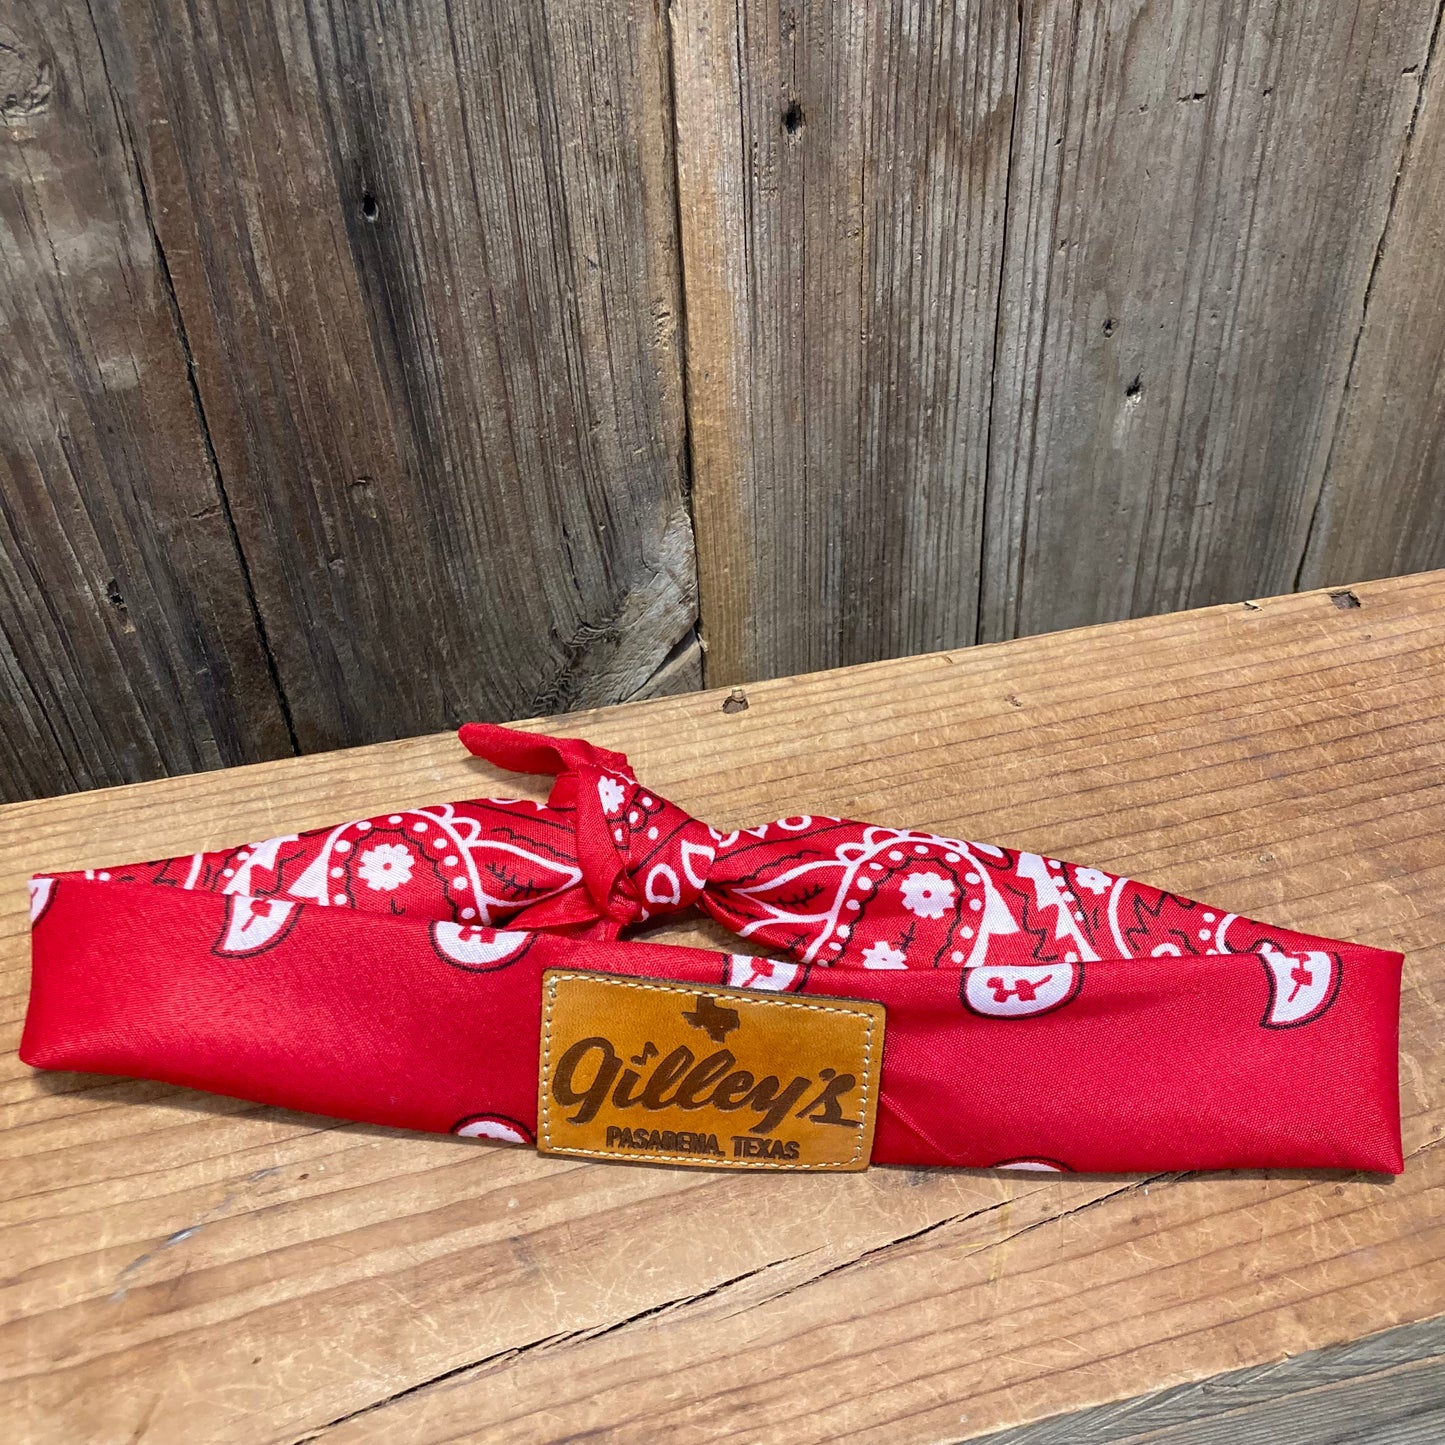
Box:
[457,722,1377,996]
[580,769,718,925]
[459,723,717,935]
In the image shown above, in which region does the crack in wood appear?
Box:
[661,0,707,688]
[977,0,1027,649]
[1294,0,1445,591]
[625,625,705,701]
[292,1178,1164,1442]
[80,0,300,757]
[289,1247,821,1442]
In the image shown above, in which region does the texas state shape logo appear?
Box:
[962,962,1082,1018]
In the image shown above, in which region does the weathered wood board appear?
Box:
[104,0,697,743]
[0,0,293,798]
[1301,29,1445,590]
[0,0,696,804]
[673,0,1018,681]
[2,572,1442,1443]
[674,0,1445,679]
[979,1314,1445,1444]
[981,0,1439,642]
[7,0,1445,810]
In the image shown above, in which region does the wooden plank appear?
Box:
[0,1,293,803]
[319,1161,1445,1445]
[90,0,695,750]
[1300,18,1445,590]
[3,571,1443,1443]
[982,0,1439,643]
[977,1315,1445,1444]
[672,0,1017,682]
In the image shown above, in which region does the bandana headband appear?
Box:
[20,724,1403,1173]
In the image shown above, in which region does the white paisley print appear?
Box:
[861,940,908,970]
[357,843,414,892]
[899,870,954,920]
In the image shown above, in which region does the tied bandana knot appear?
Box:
[458,723,715,935]
[582,780,716,925]
[460,724,993,959]
[457,723,1371,984]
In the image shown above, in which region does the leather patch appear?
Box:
[538,970,885,1170]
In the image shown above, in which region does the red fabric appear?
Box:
[21,723,1404,1173]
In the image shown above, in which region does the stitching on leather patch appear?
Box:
[538,970,885,1171]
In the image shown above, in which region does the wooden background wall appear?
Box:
[2,0,1442,803]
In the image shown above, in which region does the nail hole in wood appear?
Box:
[104,577,136,633]
[722,688,749,714]
[1330,589,1361,609]
[361,192,379,222]
[781,101,804,135]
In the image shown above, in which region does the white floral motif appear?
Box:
[597,775,626,816]
[1074,867,1112,895]
[861,940,908,970]
[899,870,954,920]
[357,842,414,892]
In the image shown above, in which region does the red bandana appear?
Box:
[21,724,1403,1173]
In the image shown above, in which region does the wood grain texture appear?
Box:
[0,0,292,803]
[627,629,706,700]
[4,572,1444,1443]
[1301,11,1445,591]
[981,0,1439,642]
[91,0,695,752]
[10,0,1445,814]
[978,1315,1445,1444]
[673,0,1018,682]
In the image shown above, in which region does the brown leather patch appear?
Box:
[538,970,885,1170]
